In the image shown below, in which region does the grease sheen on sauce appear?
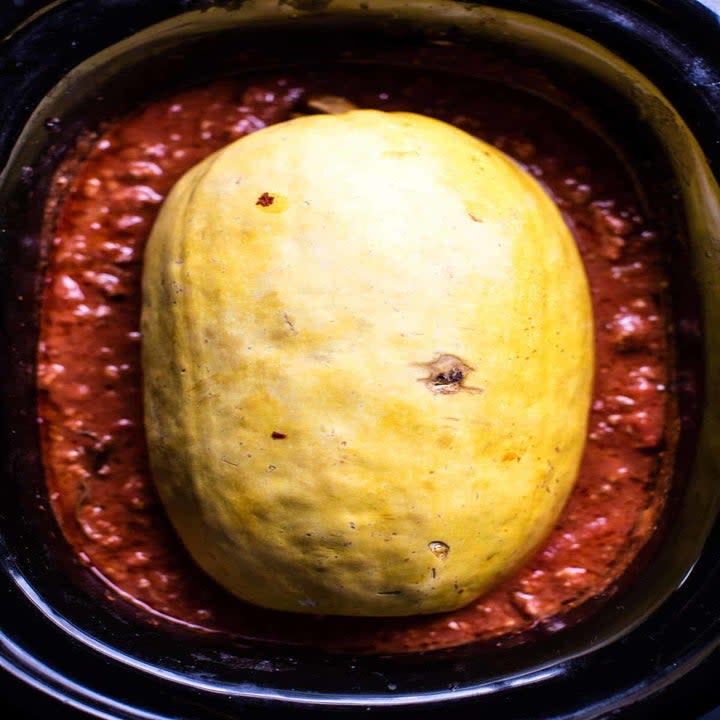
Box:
[39,66,670,653]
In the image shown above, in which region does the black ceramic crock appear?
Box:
[1,1,720,718]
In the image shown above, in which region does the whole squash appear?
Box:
[142,110,593,616]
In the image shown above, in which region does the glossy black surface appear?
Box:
[0,1,719,718]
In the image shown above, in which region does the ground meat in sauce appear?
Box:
[38,64,671,654]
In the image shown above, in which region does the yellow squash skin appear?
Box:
[142,110,593,616]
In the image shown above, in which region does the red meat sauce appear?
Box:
[38,65,672,654]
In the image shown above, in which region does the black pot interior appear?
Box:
[0,1,719,716]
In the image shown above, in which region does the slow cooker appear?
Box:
[1,1,719,717]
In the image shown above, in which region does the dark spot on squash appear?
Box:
[256,192,274,207]
[434,367,465,385]
[416,354,483,395]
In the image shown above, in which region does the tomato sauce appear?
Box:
[38,63,672,653]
